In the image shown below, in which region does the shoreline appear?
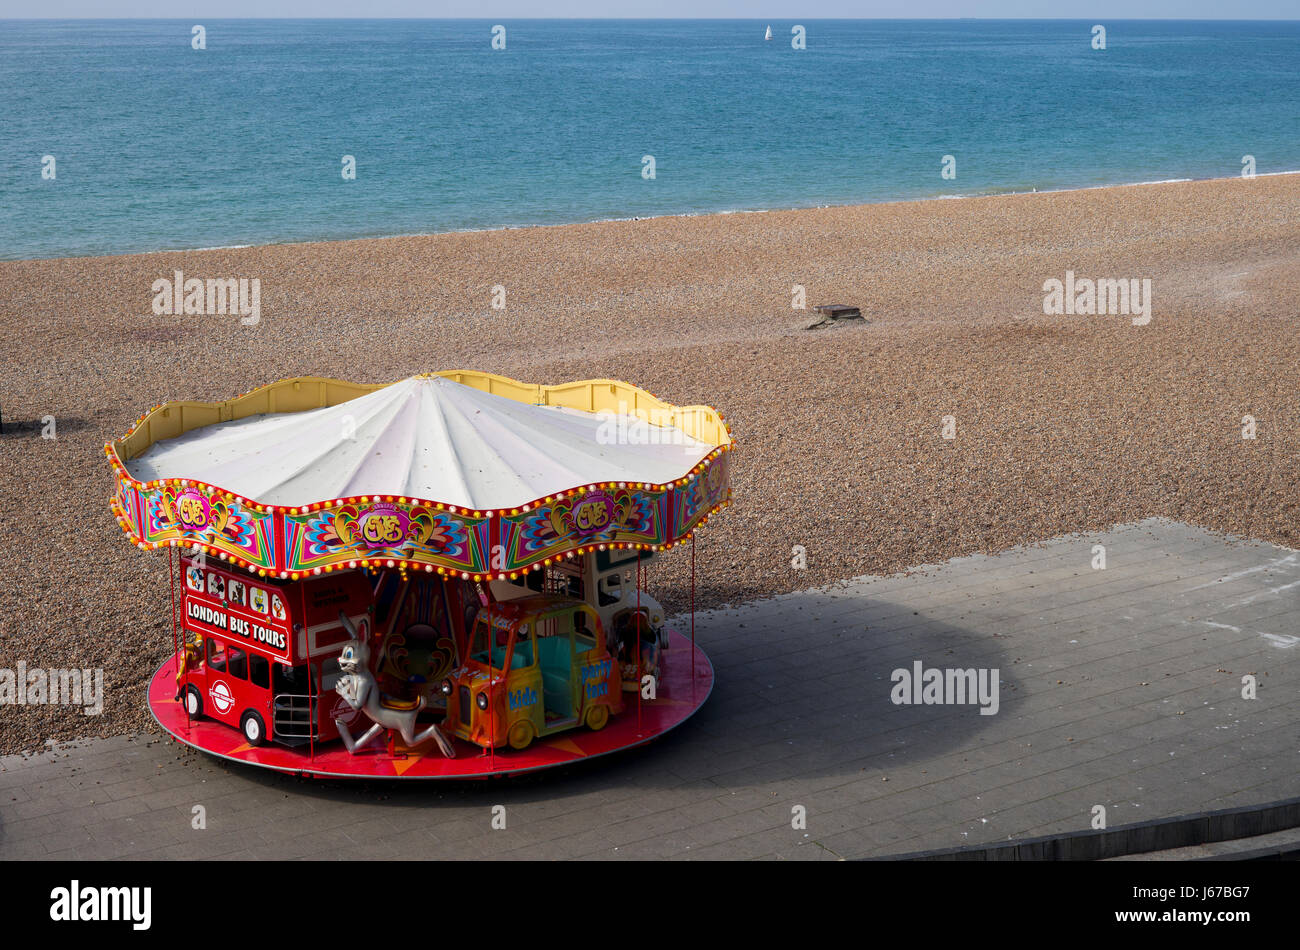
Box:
[15,168,1300,265]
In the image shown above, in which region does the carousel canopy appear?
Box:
[106,371,734,579]
[124,374,715,511]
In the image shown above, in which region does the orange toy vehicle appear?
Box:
[442,594,623,750]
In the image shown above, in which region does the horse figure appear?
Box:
[332,613,455,758]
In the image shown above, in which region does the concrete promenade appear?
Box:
[2,519,1297,860]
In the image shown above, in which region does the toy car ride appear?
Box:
[443,594,623,750]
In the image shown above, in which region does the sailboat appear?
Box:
[764,25,772,41]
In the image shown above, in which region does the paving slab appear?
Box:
[1,518,1297,860]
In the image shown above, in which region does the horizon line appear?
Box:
[4,16,1300,22]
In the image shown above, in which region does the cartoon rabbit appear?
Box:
[332,612,455,758]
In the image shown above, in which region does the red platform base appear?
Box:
[148,628,713,779]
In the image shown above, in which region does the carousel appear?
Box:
[105,371,734,778]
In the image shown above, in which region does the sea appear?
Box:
[1,18,1297,260]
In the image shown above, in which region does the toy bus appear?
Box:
[176,554,375,746]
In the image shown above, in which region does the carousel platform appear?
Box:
[148,628,713,779]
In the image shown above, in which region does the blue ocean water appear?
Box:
[1,18,1298,261]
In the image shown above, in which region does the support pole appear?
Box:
[169,547,178,668]
[170,546,187,735]
[301,582,314,763]
[636,549,642,735]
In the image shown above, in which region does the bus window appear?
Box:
[227,646,248,680]
[273,663,308,695]
[598,573,623,607]
[249,653,269,689]
[207,638,227,673]
[318,657,342,692]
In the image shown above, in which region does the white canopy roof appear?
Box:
[126,375,714,510]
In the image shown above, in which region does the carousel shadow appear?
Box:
[201,599,1013,811]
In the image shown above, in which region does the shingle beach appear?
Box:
[1,174,1298,752]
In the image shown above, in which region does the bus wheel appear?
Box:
[507,720,535,751]
[240,711,267,747]
[585,704,609,732]
[183,685,203,718]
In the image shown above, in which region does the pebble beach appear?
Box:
[1,173,1298,753]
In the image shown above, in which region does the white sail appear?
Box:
[764,25,772,41]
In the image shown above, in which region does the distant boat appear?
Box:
[764,25,772,41]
